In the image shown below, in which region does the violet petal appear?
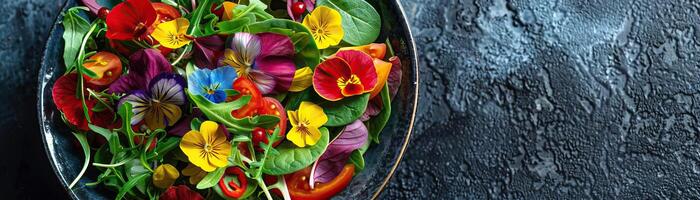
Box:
[193,35,225,69]
[254,57,296,94]
[310,120,368,186]
[108,49,173,93]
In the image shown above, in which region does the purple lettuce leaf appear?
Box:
[193,35,225,69]
[309,120,368,187]
[387,56,402,100]
[109,49,173,93]
[254,33,296,94]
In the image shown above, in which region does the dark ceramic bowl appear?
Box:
[38,0,418,199]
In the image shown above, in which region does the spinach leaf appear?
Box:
[284,89,312,111]
[246,19,320,68]
[262,127,330,175]
[321,93,370,127]
[189,93,279,133]
[61,7,90,72]
[317,0,381,45]
[196,167,226,189]
[366,85,391,143]
[216,14,255,34]
[349,150,365,172]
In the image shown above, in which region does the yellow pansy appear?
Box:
[286,101,328,147]
[181,163,208,184]
[289,67,313,92]
[152,164,179,189]
[180,121,232,172]
[302,6,344,49]
[222,2,237,21]
[151,18,192,49]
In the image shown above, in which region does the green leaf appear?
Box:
[95,0,120,9]
[317,0,381,45]
[89,124,122,154]
[118,103,137,147]
[196,167,226,189]
[125,159,149,193]
[246,19,320,68]
[153,137,180,159]
[262,127,330,175]
[216,14,254,34]
[61,7,90,72]
[187,0,213,36]
[349,150,365,172]
[284,89,312,111]
[190,93,281,133]
[321,93,370,126]
[116,173,151,200]
[68,132,91,189]
[366,85,391,143]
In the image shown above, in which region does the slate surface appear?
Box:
[3,0,700,199]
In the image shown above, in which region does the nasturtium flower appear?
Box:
[187,67,237,103]
[153,164,180,189]
[289,66,313,92]
[313,50,377,101]
[286,101,328,147]
[219,32,296,94]
[109,49,173,94]
[339,43,391,98]
[119,73,187,130]
[160,185,204,200]
[182,163,207,184]
[151,18,192,49]
[106,0,157,40]
[302,6,343,49]
[180,121,232,172]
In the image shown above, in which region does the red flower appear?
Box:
[313,50,377,101]
[159,185,204,200]
[106,0,157,40]
[52,74,119,131]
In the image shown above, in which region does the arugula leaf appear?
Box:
[196,167,226,189]
[317,0,381,45]
[246,19,321,69]
[321,93,370,127]
[189,93,279,133]
[116,173,151,200]
[125,159,149,193]
[262,127,330,175]
[366,85,391,143]
[68,132,91,189]
[216,14,254,34]
[61,7,90,72]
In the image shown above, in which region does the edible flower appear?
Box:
[286,101,327,147]
[105,0,157,40]
[181,163,207,184]
[313,50,377,101]
[180,121,232,172]
[160,185,204,200]
[339,43,391,98]
[302,6,343,49]
[219,32,296,94]
[187,67,237,103]
[151,18,192,49]
[193,35,225,68]
[289,66,313,92]
[153,164,180,189]
[119,73,187,130]
[109,49,173,94]
[52,74,118,130]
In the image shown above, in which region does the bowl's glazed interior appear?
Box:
[37,0,417,199]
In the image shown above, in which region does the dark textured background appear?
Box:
[4,0,700,199]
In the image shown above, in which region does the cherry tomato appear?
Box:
[230,77,263,118]
[152,3,181,24]
[291,2,306,17]
[285,164,355,200]
[97,7,109,20]
[82,51,122,86]
[218,167,248,198]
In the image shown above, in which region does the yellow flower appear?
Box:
[152,164,179,189]
[286,101,328,147]
[151,18,192,49]
[180,121,232,172]
[181,163,208,184]
[222,2,237,21]
[302,6,344,49]
[289,67,313,92]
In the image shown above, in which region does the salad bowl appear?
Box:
[37,0,418,199]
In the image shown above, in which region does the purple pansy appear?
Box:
[219,32,296,94]
[193,35,225,69]
[118,73,187,130]
[109,49,173,93]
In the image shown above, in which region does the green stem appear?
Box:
[256,178,274,200]
[75,21,100,124]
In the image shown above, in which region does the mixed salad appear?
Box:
[51,0,402,199]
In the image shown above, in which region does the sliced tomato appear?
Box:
[285,165,355,200]
[82,51,122,86]
[218,167,248,198]
[230,77,263,118]
[250,97,288,151]
[152,2,180,24]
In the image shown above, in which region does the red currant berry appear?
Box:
[291,2,306,17]
[98,7,110,20]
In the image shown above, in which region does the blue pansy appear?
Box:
[187,67,237,103]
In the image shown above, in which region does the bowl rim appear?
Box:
[37,0,419,199]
